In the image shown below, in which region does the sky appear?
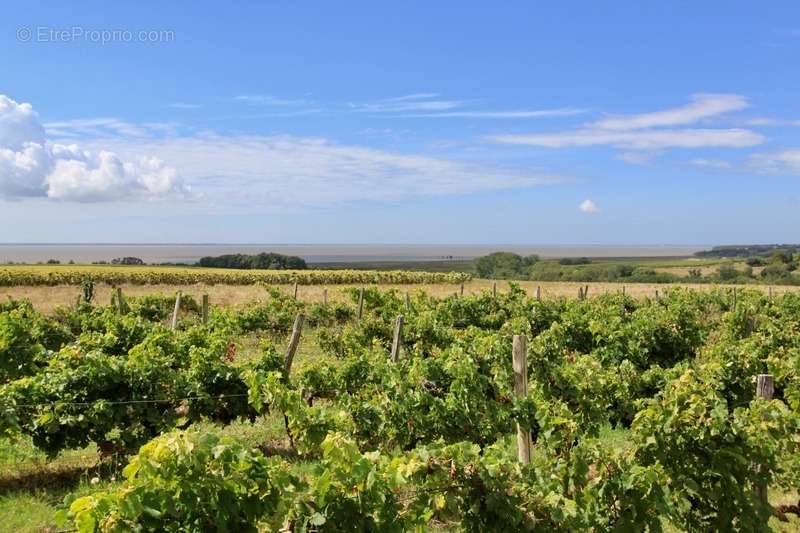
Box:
[1,1,799,245]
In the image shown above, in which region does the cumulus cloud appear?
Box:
[579,199,600,213]
[489,93,764,152]
[0,95,184,201]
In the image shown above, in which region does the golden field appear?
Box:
[4,279,798,314]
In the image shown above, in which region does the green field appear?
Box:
[1,285,799,530]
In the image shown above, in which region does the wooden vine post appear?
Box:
[460,283,464,297]
[513,335,531,464]
[755,374,774,507]
[536,286,541,301]
[732,287,737,311]
[202,294,209,324]
[390,315,404,362]
[357,287,365,320]
[405,291,411,309]
[323,288,328,305]
[284,314,305,377]
[282,313,305,449]
[578,287,584,301]
[115,287,125,314]
[293,282,298,300]
[492,281,497,298]
[171,291,182,330]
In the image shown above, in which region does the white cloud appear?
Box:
[351,96,468,113]
[234,95,310,106]
[88,134,563,208]
[617,152,653,165]
[490,128,763,150]
[742,117,800,127]
[383,93,442,102]
[690,158,732,169]
[0,95,184,201]
[749,149,800,175]
[589,93,748,130]
[43,117,179,139]
[489,93,764,153]
[168,103,202,109]
[351,93,583,119]
[579,199,600,214]
[401,108,586,119]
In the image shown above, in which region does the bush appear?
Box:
[473,252,538,279]
[198,252,307,270]
[717,264,740,280]
[111,257,145,265]
[558,257,591,265]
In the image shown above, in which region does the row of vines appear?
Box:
[0,266,471,287]
[1,285,799,531]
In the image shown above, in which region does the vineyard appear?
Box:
[1,285,799,531]
[0,265,471,287]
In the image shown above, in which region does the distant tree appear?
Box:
[111,257,145,265]
[198,252,306,270]
[46,259,60,264]
[558,257,591,266]
[473,252,538,279]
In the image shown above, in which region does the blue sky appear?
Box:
[1,1,799,244]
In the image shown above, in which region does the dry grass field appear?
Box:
[4,279,798,314]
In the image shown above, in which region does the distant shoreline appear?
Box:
[0,243,708,264]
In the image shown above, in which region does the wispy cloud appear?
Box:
[742,117,800,127]
[349,93,582,119]
[86,134,565,208]
[43,118,180,139]
[617,152,653,165]
[233,94,311,106]
[350,96,469,113]
[382,93,442,102]
[589,94,748,130]
[401,108,586,119]
[489,93,764,152]
[490,128,763,150]
[690,158,732,169]
[749,149,800,175]
[168,103,202,109]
